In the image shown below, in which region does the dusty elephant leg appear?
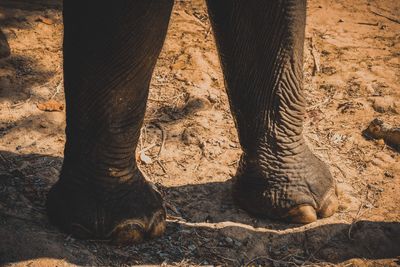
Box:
[206,0,338,223]
[46,0,173,244]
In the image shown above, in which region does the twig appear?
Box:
[154,123,166,158]
[370,9,400,24]
[347,203,364,240]
[193,163,200,172]
[139,128,144,152]
[50,78,63,99]
[306,96,332,111]
[156,159,167,174]
[138,143,156,154]
[165,201,180,215]
[205,26,212,38]
[10,96,32,108]
[214,254,238,264]
[228,160,239,166]
[333,163,347,179]
[357,22,379,26]
[310,37,320,76]
[348,187,371,240]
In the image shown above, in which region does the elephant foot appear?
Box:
[233,147,338,223]
[46,172,166,244]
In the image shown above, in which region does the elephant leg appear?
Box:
[46,0,173,244]
[206,0,338,223]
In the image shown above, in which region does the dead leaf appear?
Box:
[36,16,54,25]
[37,100,64,112]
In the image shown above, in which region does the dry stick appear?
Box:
[205,26,212,38]
[370,9,400,24]
[139,127,144,152]
[347,187,370,240]
[143,124,148,145]
[153,123,167,174]
[165,201,180,215]
[214,254,238,265]
[156,160,167,174]
[310,37,320,76]
[333,163,347,179]
[137,143,157,154]
[50,78,63,99]
[154,123,166,158]
[10,96,31,108]
[306,96,332,111]
[357,22,379,26]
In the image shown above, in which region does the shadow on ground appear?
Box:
[1,150,399,266]
[0,0,62,106]
[0,0,61,11]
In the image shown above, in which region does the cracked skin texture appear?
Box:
[45,0,338,244]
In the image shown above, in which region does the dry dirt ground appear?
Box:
[1,0,400,266]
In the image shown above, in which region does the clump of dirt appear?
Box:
[1,0,399,266]
[363,118,400,150]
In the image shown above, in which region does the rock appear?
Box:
[363,118,400,150]
[384,171,394,178]
[140,152,152,165]
[225,237,233,244]
[234,240,242,247]
[371,96,398,113]
[207,93,219,103]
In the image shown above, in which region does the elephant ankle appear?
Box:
[58,160,146,194]
[233,142,338,222]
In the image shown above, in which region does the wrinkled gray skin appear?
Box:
[46,0,338,244]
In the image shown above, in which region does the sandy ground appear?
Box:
[0,0,399,266]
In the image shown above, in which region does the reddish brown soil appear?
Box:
[0,0,399,266]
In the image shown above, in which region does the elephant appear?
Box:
[46,0,339,244]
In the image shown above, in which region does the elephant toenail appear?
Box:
[109,220,146,244]
[286,205,317,224]
[148,210,166,238]
[318,189,339,218]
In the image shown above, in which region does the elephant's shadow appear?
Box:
[0,150,399,266]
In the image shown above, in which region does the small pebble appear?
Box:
[225,237,233,243]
